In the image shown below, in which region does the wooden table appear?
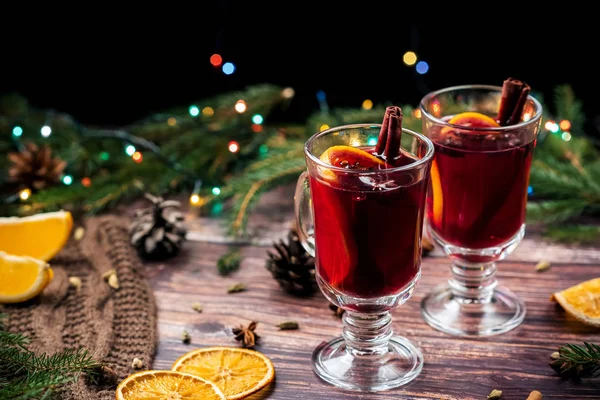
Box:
[144,187,600,399]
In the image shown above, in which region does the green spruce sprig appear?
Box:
[0,313,102,400]
[550,342,600,379]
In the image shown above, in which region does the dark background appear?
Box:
[2,6,598,136]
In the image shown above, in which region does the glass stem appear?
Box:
[449,261,497,303]
[342,311,392,356]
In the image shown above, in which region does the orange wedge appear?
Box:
[0,210,73,261]
[116,370,226,400]
[172,346,275,400]
[448,111,500,128]
[0,251,54,304]
[551,277,600,327]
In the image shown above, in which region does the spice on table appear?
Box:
[191,302,203,313]
[131,357,143,369]
[228,282,247,293]
[535,260,551,272]
[69,276,82,292]
[74,226,85,240]
[550,351,560,360]
[276,321,299,330]
[487,389,502,399]
[232,321,259,348]
[329,303,345,318]
[182,329,191,344]
[526,390,542,400]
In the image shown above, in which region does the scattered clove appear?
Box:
[182,329,191,344]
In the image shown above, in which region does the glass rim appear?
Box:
[419,84,543,132]
[304,123,435,175]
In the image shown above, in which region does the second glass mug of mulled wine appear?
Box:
[419,79,543,337]
[293,107,434,391]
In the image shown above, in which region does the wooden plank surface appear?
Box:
[139,186,600,399]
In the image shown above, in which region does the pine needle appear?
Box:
[549,342,600,379]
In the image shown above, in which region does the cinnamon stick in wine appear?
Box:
[376,106,403,160]
[497,77,531,126]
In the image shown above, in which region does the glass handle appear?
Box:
[294,171,315,257]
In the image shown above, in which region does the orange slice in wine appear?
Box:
[429,159,443,228]
[318,145,384,183]
[448,112,500,128]
[319,145,385,169]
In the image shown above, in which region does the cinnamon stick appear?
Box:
[375,106,403,160]
[497,77,531,126]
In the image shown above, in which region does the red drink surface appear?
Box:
[427,120,535,249]
[310,148,428,298]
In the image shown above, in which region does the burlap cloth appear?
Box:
[1,215,158,399]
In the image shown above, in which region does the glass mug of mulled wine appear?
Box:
[294,110,434,391]
[419,81,543,337]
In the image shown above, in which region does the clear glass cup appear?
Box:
[294,124,434,391]
[419,85,543,336]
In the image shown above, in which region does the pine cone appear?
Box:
[129,193,187,260]
[7,142,66,190]
[266,229,316,296]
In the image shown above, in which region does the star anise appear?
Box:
[232,321,259,348]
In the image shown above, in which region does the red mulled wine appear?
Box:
[310,147,428,298]
[427,116,535,249]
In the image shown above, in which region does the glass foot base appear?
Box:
[311,335,423,392]
[420,284,526,337]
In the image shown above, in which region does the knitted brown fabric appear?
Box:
[1,215,157,400]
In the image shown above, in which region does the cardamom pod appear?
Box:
[131,357,143,369]
[550,351,560,360]
[182,329,191,344]
[102,269,116,280]
[526,390,542,400]
[191,302,203,313]
[228,282,247,293]
[535,260,551,272]
[277,321,299,330]
[108,273,120,290]
[69,276,82,292]
[487,389,502,399]
[74,226,85,241]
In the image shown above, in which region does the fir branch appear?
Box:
[228,160,306,236]
[0,347,100,379]
[0,331,30,350]
[550,342,600,379]
[543,224,600,244]
[217,248,242,276]
[553,85,585,133]
[526,199,590,224]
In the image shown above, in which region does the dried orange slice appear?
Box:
[172,346,275,400]
[116,370,226,400]
[551,277,600,327]
[448,111,500,128]
[319,145,384,169]
[0,251,53,304]
[0,210,73,261]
